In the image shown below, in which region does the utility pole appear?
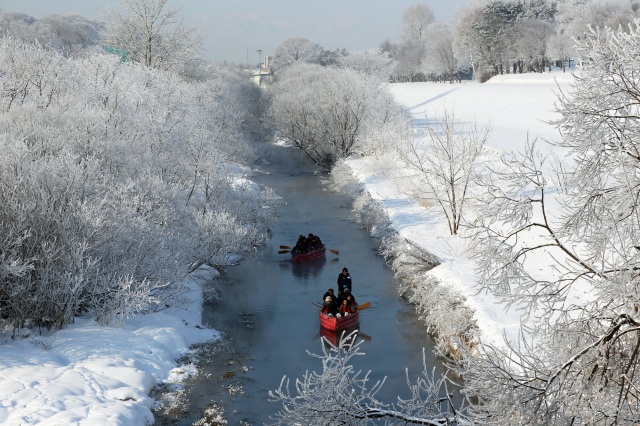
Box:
[256,49,263,85]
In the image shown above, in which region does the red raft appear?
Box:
[319,309,359,331]
[291,246,326,263]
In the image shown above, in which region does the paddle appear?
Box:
[328,248,339,255]
[280,245,292,249]
[357,301,371,311]
[278,249,290,254]
[357,331,372,341]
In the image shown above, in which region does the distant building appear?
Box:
[102,45,129,63]
[250,55,272,86]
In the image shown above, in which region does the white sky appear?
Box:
[0,0,468,64]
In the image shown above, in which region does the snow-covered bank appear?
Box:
[0,266,220,425]
[339,71,576,352]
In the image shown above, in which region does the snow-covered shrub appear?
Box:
[380,235,477,358]
[334,48,397,82]
[0,12,104,57]
[269,63,406,170]
[269,333,468,424]
[0,37,277,329]
[331,164,477,358]
[330,161,393,237]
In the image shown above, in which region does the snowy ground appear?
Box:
[345,70,577,349]
[0,266,220,425]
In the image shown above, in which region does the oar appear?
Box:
[357,301,371,311]
[357,331,372,341]
[280,245,292,249]
[327,248,339,255]
[278,249,290,254]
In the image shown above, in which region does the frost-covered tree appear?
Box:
[335,48,397,82]
[452,4,485,79]
[40,14,105,55]
[396,110,489,235]
[0,36,277,330]
[559,0,640,42]
[546,29,574,71]
[269,63,405,170]
[0,12,104,56]
[0,13,52,46]
[453,0,557,79]
[319,47,349,67]
[464,21,640,423]
[269,333,467,425]
[511,18,553,73]
[421,23,462,83]
[401,3,436,42]
[551,0,640,68]
[104,0,202,71]
[388,3,436,82]
[454,1,522,78]
[391,39,427,82]
[270,37,323,72]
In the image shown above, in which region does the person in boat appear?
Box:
[307,233,323,250]
[339,299,351,316]
[337,267,352,298]
[322,296,337,316]
[322,288,338,305]
[337,288,356,308]
[345,292,358,312]
[292,234,307,254]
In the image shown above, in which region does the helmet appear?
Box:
[325,296,332,302]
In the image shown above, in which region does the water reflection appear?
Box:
[290,256,327,279]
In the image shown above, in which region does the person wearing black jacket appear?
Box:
[337,267,352,298]
[322,288,338,305]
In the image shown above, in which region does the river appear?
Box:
[159,142,442,424]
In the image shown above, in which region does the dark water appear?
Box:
[172,143,441,424]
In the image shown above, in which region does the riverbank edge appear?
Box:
[328,161,479,361]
